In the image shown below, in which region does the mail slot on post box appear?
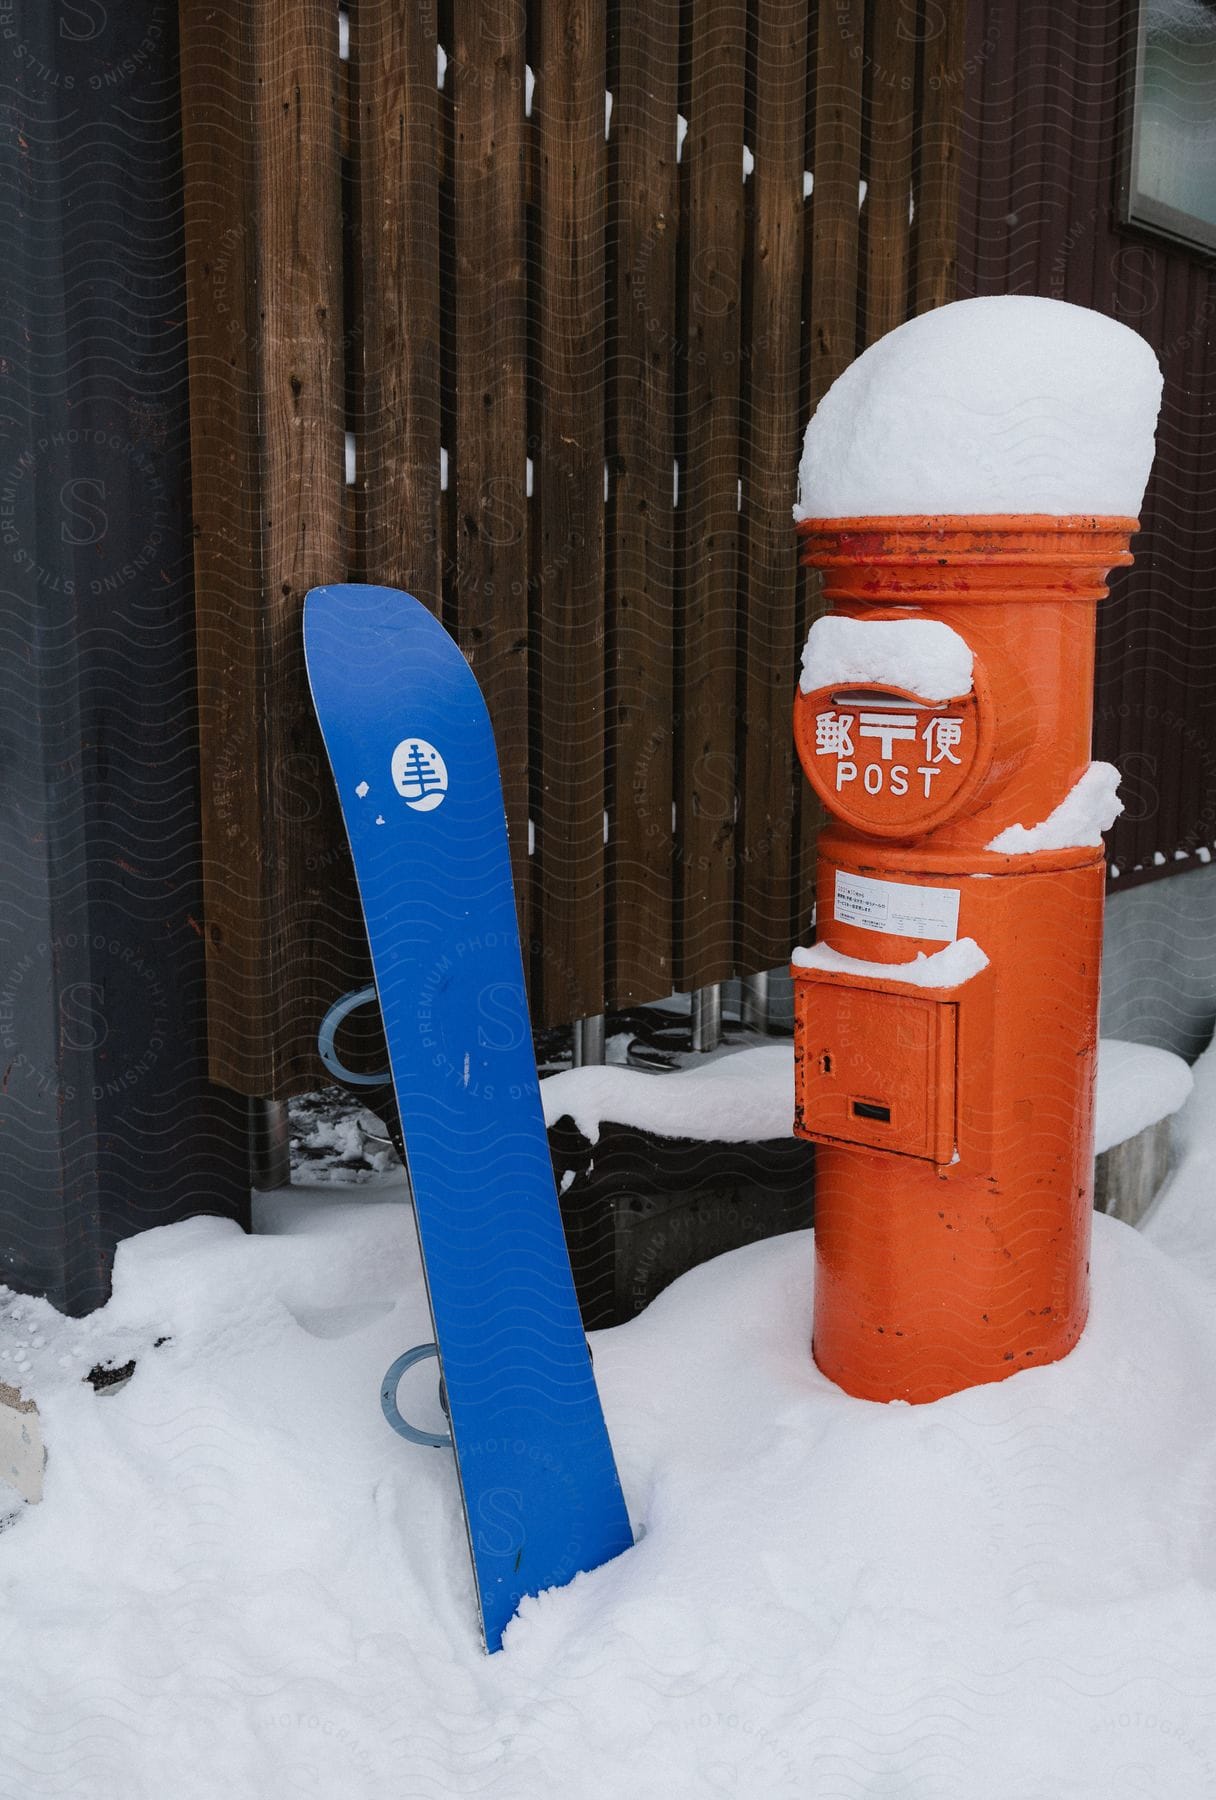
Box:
[791,517,1138,1405]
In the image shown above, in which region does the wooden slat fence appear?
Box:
[180,0,968,1096]
[607,0,679,1004]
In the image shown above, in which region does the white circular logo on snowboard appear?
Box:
[391,738,449,811]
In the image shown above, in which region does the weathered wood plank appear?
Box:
[862,0,916,342]
[677,0,747,990]
[179,0,267,1092]
[450,0,532,942]
[181,0,349,1094]
[912,0,968,315]
[966,0,1021,295]
[809,0,864,397]
[606,0,679,1005]
[254,0,351,1092]
[350,0,442,607]
[736,0,809,974]
[532,0,608,1023]
[796,0,864,941]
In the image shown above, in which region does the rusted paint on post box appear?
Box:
[792,515,1136,1404]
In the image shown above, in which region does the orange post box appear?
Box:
[791,516,1136,1404]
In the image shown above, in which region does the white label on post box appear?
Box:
[833,870,960,942]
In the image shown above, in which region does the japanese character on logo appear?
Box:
[921,717,963,765]
[858,711,918,760]
[815,710,854,756]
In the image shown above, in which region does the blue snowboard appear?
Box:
[303,584,632,1651]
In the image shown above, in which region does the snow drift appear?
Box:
[0,1038,1212,1798]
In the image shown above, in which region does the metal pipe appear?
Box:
[249,1098,292,1191]
[572,1014,606,1067]
[740,971,772,1033]
[691,984,722,1053]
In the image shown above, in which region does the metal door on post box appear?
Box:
[794,979,958,1164]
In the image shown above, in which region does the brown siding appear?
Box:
[958,0,1216,890]
[607,0,680,1003]
[736,0,810,974]
[180,1,355,1096]
[448,0,532,940]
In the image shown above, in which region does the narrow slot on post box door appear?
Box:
[852,1100,891,1123]
[794,978,958,1164]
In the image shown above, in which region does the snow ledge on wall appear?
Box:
[986,761,1123,854]
[791,936,990,988]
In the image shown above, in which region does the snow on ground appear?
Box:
[289,1088,399,1184]
[1,1053,1216,1796]
[794,295,1162,519]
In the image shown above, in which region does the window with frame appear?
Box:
[1125,0,1216,254]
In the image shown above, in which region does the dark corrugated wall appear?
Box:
[957,0,1216,890]
[0,3,251,1312]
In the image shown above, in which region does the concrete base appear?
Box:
[0,1382,44,1506]
[1094,1117,1174,1228]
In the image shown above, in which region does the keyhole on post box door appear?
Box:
[820,1053,832,1074]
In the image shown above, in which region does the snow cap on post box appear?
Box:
[800,615,973,702]
[794,295,1163,519]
